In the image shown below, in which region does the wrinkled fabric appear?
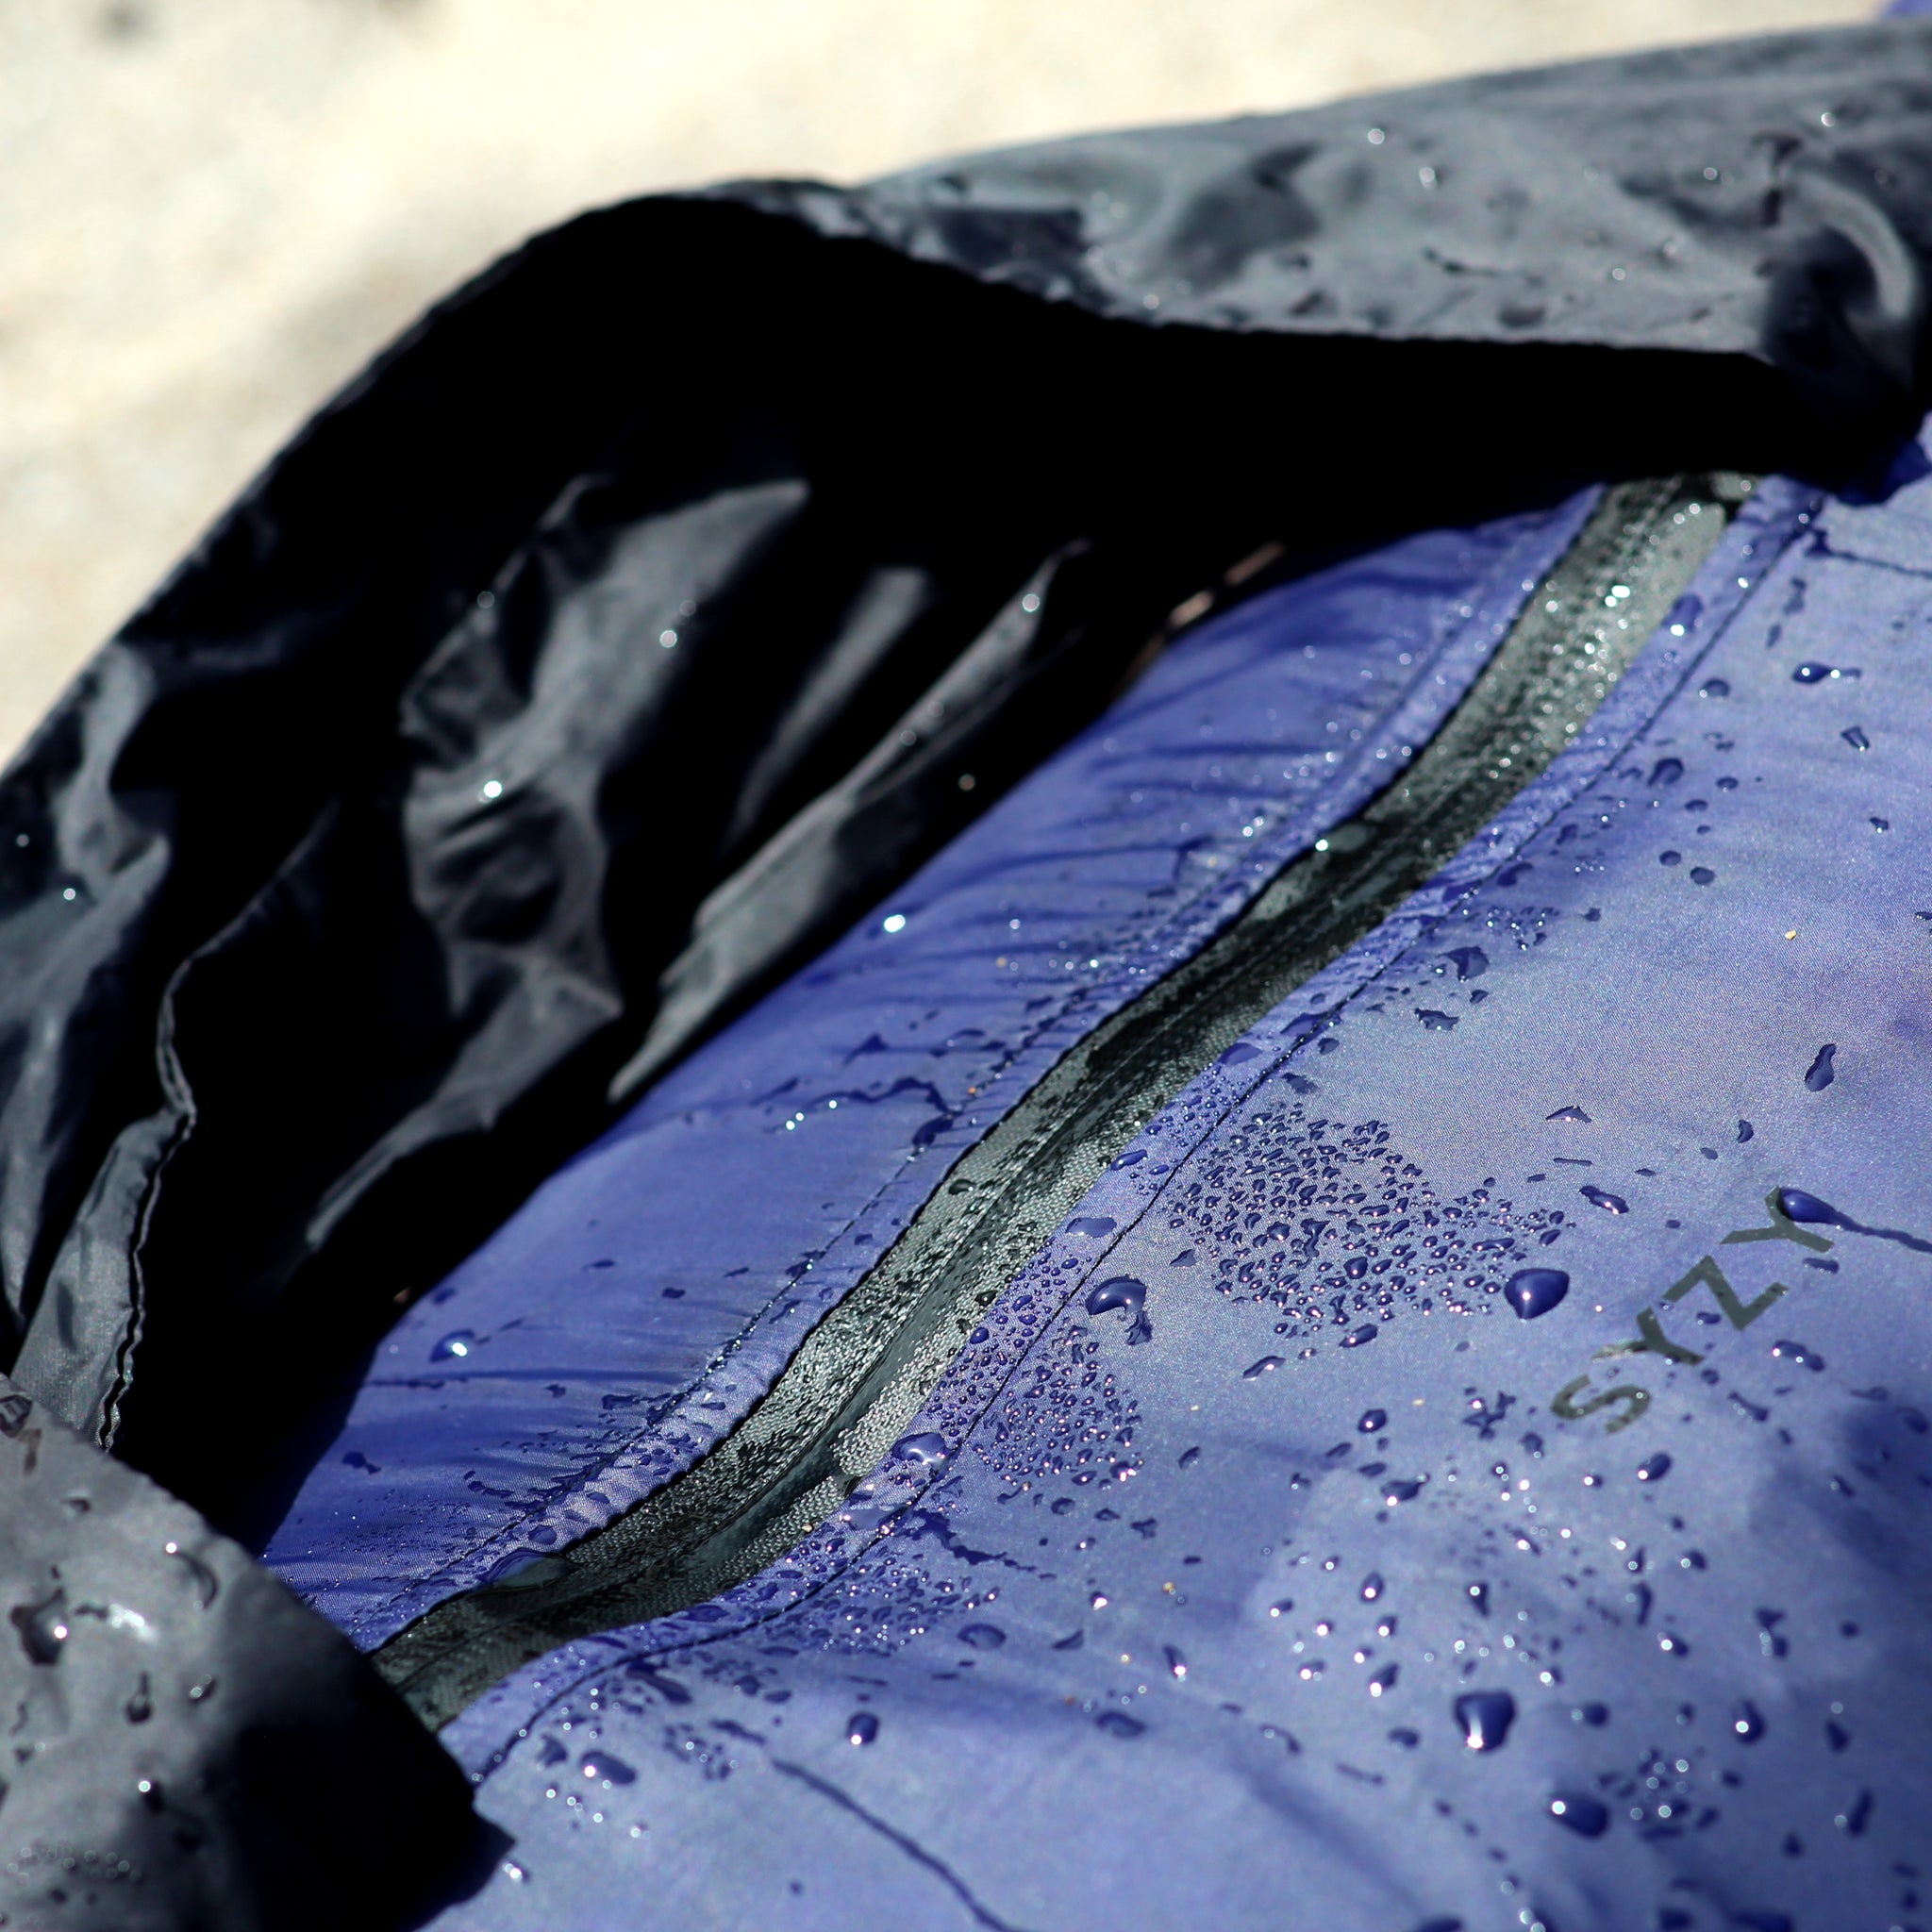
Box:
[433,441,1929,1932]
[757,20,1932,432]
[266,493,1595,1647]
[0,22,1928,1930]
[0,1377,488,1931]
[0,29,1922,1540]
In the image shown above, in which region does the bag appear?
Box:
[2,20,1930,1929]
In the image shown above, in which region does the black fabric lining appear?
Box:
[371,472,1749,1727]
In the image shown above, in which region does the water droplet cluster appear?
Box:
[1166,1103,1569,1336]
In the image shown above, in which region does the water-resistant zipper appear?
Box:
[372,472,1752,1726]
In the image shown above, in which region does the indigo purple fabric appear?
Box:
[405,448,1932,1932]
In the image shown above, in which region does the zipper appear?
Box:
[372,472,1753,1727]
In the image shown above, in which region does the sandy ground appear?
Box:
[0,0,1872,761]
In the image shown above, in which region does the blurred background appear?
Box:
[0,0,1874,759]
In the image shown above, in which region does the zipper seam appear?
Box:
[445,475,1811,1776]
[339,500,1580,1638]
[377,475,1768,1724]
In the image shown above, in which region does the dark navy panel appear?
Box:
[436,459,1932,1932]
[264,497,1592,1647]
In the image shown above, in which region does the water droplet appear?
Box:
[1804,1044,1837,1091]
[1841,726,1872,751]
[1164,1645,1187,1679]
[1659,849,1683,866]
[1446,946,1488,979]
[1454,1690,1517,1751]
[1096,1711,1145,1739]
[881,914,907,933]
[1415,1009,1457,1031]
[958,1623,1006,1650]
[1243,1356,1285,1378]
[1733,1701,1766,1741]
[1383,1478,1425,1505]
[10,1589,67,1665]
[430,1329,475,1362]
[1737,1119,1755,1142]
[580,1750,636,1786]
[1085,1277,1152,1345]
[1580,1186,1628,1214]
[1546,1106,1591,1123]
[1636,1454,1673,1483]
[502,1860,528,1883]
[483,1551,571,1591]
[1777,1189,1837,1226]
[1340,1324,1378,1348]
[890,1432,948,1465]
[1548,1792,1609,1837]
[1792,661,1857,683]
[1648,758,1685,786]
[1360,1573,1385,1602]
[124,1674,152,1724]
[1770,1340,1824,1372]
[1357,1409,1388,1434]
[847,1711,879,1746]
[1690,866,1716,885]
[1700,677,1730,697]
[1572,1702,1609,1725]
[1067,1217,1116,1239]
[163,1545,220,1608]
[1505,1268,1570,1320]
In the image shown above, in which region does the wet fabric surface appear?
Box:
[0,22,1931,1929]
[0,24,1919,1537]
[425,450,1932,1931]
[758,18,1932,441]
[266,496,1594,1649]
[0,1377,486,1932]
